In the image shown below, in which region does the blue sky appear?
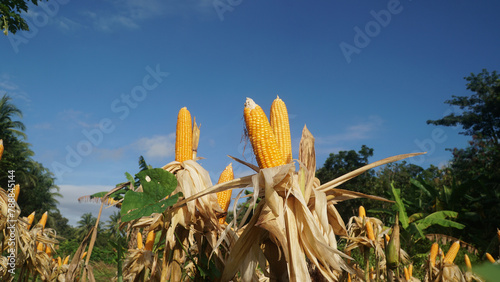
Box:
[1,0,499,226]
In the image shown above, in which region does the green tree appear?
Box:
[1,0,48,35]
[316,145,377,220]
[75,212,98,241]
[427,69,500,145]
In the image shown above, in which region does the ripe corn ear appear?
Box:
[81,251,87,260]
[145,230,156,251]
[385,234,390,242]
[175,107,193,163]
[358,206,366,219]
[46,245,52,257]
[486,252,496,263]
[244,98,285,169]
[0,139,3,161]
[137,232,144,249]
[39,211,48,229]
[404,266,409,280]
[37,242,44,252]
[464,254,472,270]
[13,184,20,201]
[58,256,62,267]
[27,211,35,230]
[270,96,292,163]
[430,242,439,267]
[409,264,413,278]
[366,221,375,240]
[63,255,70,265]
[443,241,460,264]
[216,163,234,224]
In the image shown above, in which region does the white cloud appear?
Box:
[135,134,175,160]
[316,115,384,145]
[83,0,216,32]
[0,73,31,103]
[58,184,117,226]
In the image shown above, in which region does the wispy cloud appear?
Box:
[58,109,96,129]
[83,0,215,32]
[134,134,175,160]
[0,73,31,103]
[316,115,384,145]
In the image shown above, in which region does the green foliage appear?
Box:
[427,69,500,144]
[120,168,181,222]
[390,182,464,240]
[1,0,48,35]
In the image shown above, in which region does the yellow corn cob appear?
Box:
[27,211,35,230]
[347,273,351,282]
[409,264,413,278]
[46,245,52,257]
[464,254,472,270]
[430,242,439,267]
[443,241,460,264]
[81,251,87,260]
[12,184,20,201]
[37,242,44,252]
[216,163,234,224]
[486,252,496,263]
[358,206,366,219]
[175,107,193,163]
[270,96,292,163]
[137,232,144,249]
[385,234,390,242]
[0,139,3,161]
[145,230,156,251]
[63,255,70,265]
[497,228,500,242]
[38,211,48,229]
[404,266,409,280]
[366,221,376,240]
[244,98,285,169]
[58,256,62,267]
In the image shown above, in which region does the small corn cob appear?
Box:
[366,221,375,240]
[39,211,48,229]
[358,206,366,219]
[404,266,410,281]
[46,245,52,257]
[385,234,390,242]
[347,273,351,282]
[216,163,234,224]
[270,96,292,163]
[0,139,3,161]
[13,184,20,201]
[443,241,460,264]
[81,251,87,260]
[137,232,144,249]
[244,98,285,169]
[409,264,413,278]
[27,211,35,229]
[63,255,70,265]
[497,228,500,242]
[464,254,472,270]
[37,242,44,252]
[430,242,439,267]
[145,230,156,251]
[486,252,496,263]
[58,256,62,267]
[175,107,193,163]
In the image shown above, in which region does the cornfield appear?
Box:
[0,96,497,281]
